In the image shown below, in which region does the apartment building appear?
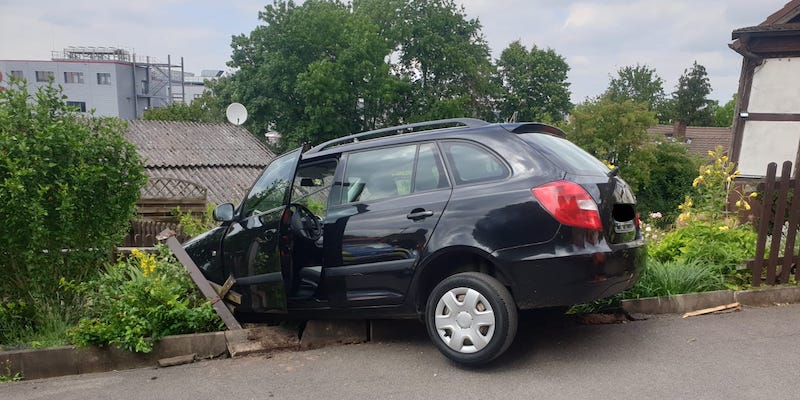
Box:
[0,47,187,120]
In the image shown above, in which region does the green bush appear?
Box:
[173,203,219,238]
[0,78,146,341]
[0,300,35,345]
[648,222,757,275]
[65,246,222,352]
[635,140,699,227]
[627,259,725,298]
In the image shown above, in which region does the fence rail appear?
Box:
[123,220,190,247]
[747,160,800,286]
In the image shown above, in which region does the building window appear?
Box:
[64,72,84,84]
[35,71,54,82]
[65,101,87,112]
[9,70,24,80]
[96,72,111,85]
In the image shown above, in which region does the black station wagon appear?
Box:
[184,118,646,365]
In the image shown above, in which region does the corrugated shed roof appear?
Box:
[126,120,276,168]
[146,166,264,205]
[648,125,733,155]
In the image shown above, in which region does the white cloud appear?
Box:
[0,0,790,102]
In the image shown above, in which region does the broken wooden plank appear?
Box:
[209,281,242,305]
[157,354,196,368]
[682,302,741,318]
[159,229,242,330]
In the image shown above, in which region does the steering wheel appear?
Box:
[288,203,323,241]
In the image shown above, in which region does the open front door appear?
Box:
[221,148,302,314]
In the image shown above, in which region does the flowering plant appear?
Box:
[677,146,755,225]
[64,245,222,352]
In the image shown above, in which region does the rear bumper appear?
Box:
[496,240,646,309]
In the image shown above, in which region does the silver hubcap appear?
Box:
[434,287,496,354]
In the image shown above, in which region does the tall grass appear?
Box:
[628,259,725,299]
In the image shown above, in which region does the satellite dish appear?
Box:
[226,103,248,125]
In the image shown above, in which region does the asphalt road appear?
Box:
[3,304,800,400]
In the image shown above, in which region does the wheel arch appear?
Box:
[410,246,512,314]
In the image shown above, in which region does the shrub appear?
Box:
[65,246,222,352]
[173,203,219,238]
[0,300,35,346]
[0,78,146,340]
[648,222,757,275]
[635,140,699,227]
[627,259,725,298]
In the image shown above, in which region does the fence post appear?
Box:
[751,162,778,286]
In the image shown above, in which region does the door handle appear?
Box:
[406,210,434,220]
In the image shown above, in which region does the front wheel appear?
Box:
[424,272,518,366]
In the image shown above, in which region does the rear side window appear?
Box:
[441,141,509,185]
[520,134,610,176]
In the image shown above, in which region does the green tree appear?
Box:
[604,64,665,115]
[141,91,224,123]
[0,79,146,342]
[496,41,571,122]
[671,61,715,126]
[713,93,737,127]
[223,0,405,148]
[356,0,499,121]
[566,97,657,194]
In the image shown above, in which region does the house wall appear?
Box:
[1,60,132,118]
[737,57,800,177]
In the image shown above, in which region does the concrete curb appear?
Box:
[621,285,800,315]
[6,285,798,381]
[2,326,301,381]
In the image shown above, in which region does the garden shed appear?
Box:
[729,0,800,177]
[125,120,276,221]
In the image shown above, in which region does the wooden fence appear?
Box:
[747,160,800,286]
[122,220,191,247]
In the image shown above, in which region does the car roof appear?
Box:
[301,119,566,160]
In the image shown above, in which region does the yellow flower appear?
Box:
[708,150,715,157]
[734,170,741,176]
[692,176,703,187]
[736,200,742,208]
[744,201,751,211]
[749,192,758,198]
[718,225,730,231]
[721,156,728,162]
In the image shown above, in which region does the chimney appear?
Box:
[673,120,688,140]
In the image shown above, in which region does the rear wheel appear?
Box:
[424,272,518,366]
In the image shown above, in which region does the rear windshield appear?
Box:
[520,133,610,176]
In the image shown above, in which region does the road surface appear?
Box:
[3,304,800,400]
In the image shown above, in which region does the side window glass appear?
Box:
[413,143,449,192]
[442,142,509,185]
[241,149,301,217]
[291,159,338,218]
[342,145,416,203]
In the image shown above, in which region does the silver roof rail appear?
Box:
[307,118,489,153]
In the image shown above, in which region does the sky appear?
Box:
[0,0,790,104]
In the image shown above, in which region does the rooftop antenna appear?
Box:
[226,103,248,125]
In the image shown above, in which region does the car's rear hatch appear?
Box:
[519,133,640,244]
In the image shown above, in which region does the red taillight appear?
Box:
[635,212,641,227]
[532,181,603,231]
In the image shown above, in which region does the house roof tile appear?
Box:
[648,125,733,155]
[125,120,275,168]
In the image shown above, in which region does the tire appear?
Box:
[424,272,518,366]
